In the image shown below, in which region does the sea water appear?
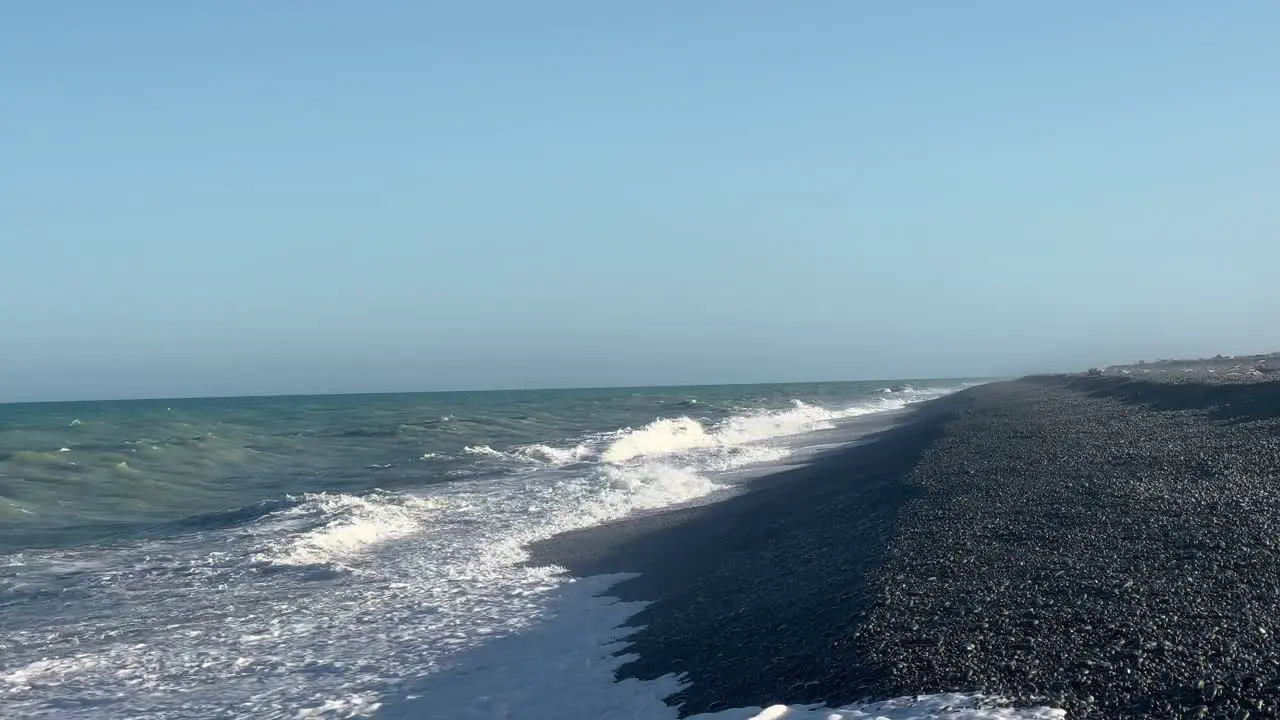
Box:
[0,381,1053,719]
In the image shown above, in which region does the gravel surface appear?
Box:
[530,369,1280,719]
[858,374,1280,719]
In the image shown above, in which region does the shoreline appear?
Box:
[527,372,1280,718]
[525,391,973,713]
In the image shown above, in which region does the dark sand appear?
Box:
[527,369,1280,719]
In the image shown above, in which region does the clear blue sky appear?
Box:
[3,2,1277,402]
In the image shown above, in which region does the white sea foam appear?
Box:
[462,444,506,458]
[462,442,595,466]
[593,462,721,516]
[293,693,384,719]
[512,442,594,465]
[700,696,1064,720]
[252,492,444,569]
[601,416,712,462]
[1,654,110,688]
[464,390,940,474]
[601,399,905,464]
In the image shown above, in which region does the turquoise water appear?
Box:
[2,382,946,552]
[0,380,971,718]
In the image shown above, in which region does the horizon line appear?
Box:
[0,375,994,408]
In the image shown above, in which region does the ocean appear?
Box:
[0,380,1000,719]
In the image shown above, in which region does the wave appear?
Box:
[457,391,939,479]
[449,387,959,481]
[596,462,721,514]
[328,421,446,439]
[139,497,301,535]
[463,443,595,466]
[511,443,593,465]
[7,449,76,466]
[251,492,444,570]
[601,399,904,464]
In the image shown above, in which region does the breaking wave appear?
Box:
[601,398,905,464]
[251,492,444,569]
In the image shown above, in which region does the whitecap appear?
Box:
[252,492,443,569]
[601,399,908,465]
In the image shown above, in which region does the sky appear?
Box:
[2,2,1278,402]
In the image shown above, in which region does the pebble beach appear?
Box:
[529,355,1280,718]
